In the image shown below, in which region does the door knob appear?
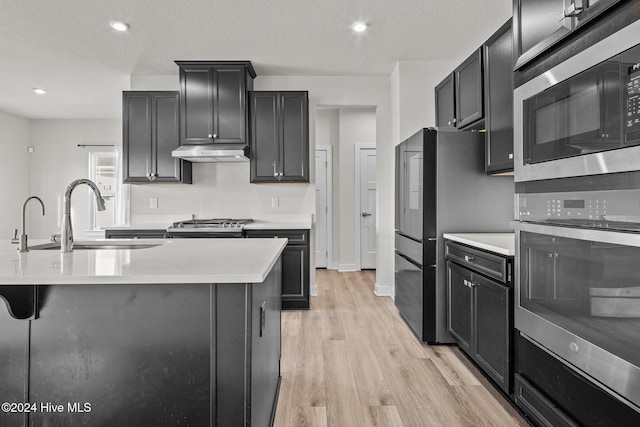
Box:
[361,212,372,217]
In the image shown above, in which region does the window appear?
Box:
[88,151,129,229]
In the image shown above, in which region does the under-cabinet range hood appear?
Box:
[171,145,250,163]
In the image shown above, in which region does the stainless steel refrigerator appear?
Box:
[394,128,513,344]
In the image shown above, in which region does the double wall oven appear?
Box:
[514,19,640,417]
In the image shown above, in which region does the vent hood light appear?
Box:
[352,21,367,32]
[110,21,129,32]
[33,88,47,95]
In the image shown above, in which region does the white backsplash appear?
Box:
[129,162,315,223]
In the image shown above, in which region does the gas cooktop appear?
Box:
[168,219,254,229]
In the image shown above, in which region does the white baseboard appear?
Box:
[338,264,357,272]
[310,283,318,296]
[374,282,394,297]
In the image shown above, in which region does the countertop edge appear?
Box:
[443,233,515,257]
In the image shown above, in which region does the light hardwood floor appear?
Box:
[273,269,529,427]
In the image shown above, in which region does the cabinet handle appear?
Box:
[463,279,473,288]
[259,301,266,337]
[464,255,475,262]
[208,134,217,139]
[273,163,277,177]
[448,121,452,126]
[508,153,513,160]
[452,118,457,124]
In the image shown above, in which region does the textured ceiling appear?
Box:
[0,0,511,119]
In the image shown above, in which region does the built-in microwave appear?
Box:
[515,19,640,182]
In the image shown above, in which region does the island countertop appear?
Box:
[0,238,287,285]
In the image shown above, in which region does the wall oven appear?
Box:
[514,19,640,182]
[515,180,640,411]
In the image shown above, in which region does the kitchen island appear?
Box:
[0,238,286,427]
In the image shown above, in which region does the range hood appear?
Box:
[171,145,250,163]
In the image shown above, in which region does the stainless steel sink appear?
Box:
[29,240,163,251]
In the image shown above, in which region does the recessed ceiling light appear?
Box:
[32,88,47,95]
[352,22,367,33]
[109,21,129,32]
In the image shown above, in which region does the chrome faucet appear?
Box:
[61,179,106,253]
[18,196,45,252]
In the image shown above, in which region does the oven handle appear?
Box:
[513,222,640,247]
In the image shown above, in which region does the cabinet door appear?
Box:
[455,48,484,129]
[123,92,152,182]
[514,0,573,70]
[153,92,183,182]
[214,66,249,144]
[179,64,214,145]
[281,244,310,310]
[474,274,511,393]
[435,74,456,129]
[250,92,279,182]
[446,261,473,352]
[484,20,514,174]
[280,92,309,182]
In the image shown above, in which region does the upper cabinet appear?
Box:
[175,61,256,146]
[455,48,484,129]
[435,74,456,130]
[435,49,484,130]
[122,91,192,184]
[249,91,309,183]
[513,0,622,70]
[484,19,514,174]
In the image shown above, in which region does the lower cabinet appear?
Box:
[246,229,310,310]
[446,241,513,394]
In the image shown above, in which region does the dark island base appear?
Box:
[0,261,281,427]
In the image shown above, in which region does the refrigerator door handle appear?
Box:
[427,237,437,241]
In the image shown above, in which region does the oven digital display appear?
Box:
[564,199,585,209]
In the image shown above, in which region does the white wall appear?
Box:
[28,119,120,239]
[0,111,31,239]
[395,61,458,141]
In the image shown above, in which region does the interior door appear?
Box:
[315,148,328,268]
[359,147,377,269]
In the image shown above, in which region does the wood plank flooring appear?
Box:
[274,269,528,427]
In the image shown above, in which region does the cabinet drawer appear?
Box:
[514,374,578,427]
[245,229,308,245]
[445,241,510,283]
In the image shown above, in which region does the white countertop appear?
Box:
[443,233,515,256]
[104,216,312,231]
[0,238,287,285]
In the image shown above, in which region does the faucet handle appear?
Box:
[11,228,19,244]
[50,234,61,243]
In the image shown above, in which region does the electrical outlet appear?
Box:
[271,197,279,208]
[150,198,158,209]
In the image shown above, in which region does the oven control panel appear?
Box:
[517,189,640,230]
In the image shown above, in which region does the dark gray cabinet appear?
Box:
[484,19,514,174]
[246,229,310,309]
[435,74,456,129]
[122,91,192,184]
[250,91,309,183]
[446,240,513,394]
[513,0,622,70]
[176,61,256,146]
[435,49,483,130]
[455,48,484,129]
